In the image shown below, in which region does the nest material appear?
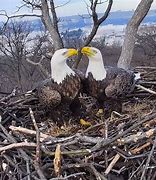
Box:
[0,67,156,180]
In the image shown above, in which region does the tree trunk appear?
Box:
[41,0,63,50]
[117,0,153,70]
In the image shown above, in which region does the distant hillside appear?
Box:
[103,10,156,25]
[58,10,156,30]
[1,10,156,32]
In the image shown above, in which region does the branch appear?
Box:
[26,56,50,78]
[73,0,113,69]
[22,0,42,9]
[140,136,156,180]
[49,172,86,180]
[117,127,156,145]
[29,107,46,180]
[0,12,41,33]
[9,126,49,141]
[85,0,113,46]
[0,142,36,152]
[0,87,17,103]
[135,84,156,95]
[55,0,71,9]
[91,112,156,152]
[104,154,120,175]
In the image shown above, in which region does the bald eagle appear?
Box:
[81,46,138,115]
[34,48,82,117]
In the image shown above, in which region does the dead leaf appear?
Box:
[80,119,92,127]
[54,144,61,177]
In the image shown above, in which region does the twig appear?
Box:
[105,154,120,175]
[9,126,49,141]
[135,66,156,70]
[0,87,17,102]
[91,112,156,152]
[128,159,146,180]
[0,124,31,161]
[104,119,108,168]
[117,127,156,145]
[139,80,156,85]
[49,172,86,180]
[26,160,31,180]
[135,84,156,95]
[0,142,36,152]
[83,122,106,134]
[42,148,91,157]
[29,107,41,164]
[29,108,46,179]
[45,133,104,145]
[89,164,107,180]
[140,136,156,180]
[131,142,151,154]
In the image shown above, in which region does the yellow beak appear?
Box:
[81,47,96,57]
[67,48,78,57]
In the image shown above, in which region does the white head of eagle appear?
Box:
[81,47,107,81]
[51,48,78,84]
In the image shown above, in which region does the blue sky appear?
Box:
[0,0,156,18]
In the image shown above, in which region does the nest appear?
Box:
[0,67,156,180]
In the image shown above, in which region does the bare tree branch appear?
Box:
[55,0,71,9]
[0,12,41,33]
[26,56,50,78]
[85,0,113,46]
[73,0,113,69]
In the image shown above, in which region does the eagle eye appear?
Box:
[62,51,67,56]
[92,50,97,54]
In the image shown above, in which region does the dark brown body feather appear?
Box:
[85,67,136,100]
[83,67,136,116]
[34,74,81,108]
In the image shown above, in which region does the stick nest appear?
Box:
[0,67,156,180]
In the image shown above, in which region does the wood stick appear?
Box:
[0,142,36,152]
[91,112,156,152]
[9,126,49,141]
[117,127,156,145]
[135,84,156,95]
[135,66,156,70]
[29,107,46,180]
[140,137,156,180]
[105,154,120,175]
[131,142,151,154]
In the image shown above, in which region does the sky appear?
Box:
[0,0,156,18]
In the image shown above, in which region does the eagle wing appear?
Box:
[59,74,81,102]
[37,86,61,107]
[105,69,136,98]
[34,74,81,106]
[33,78,61,107]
